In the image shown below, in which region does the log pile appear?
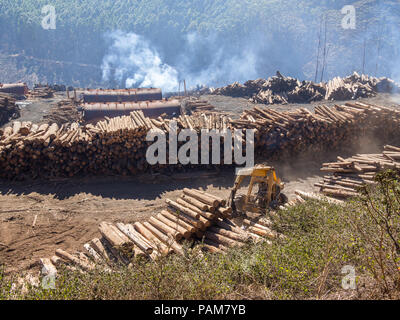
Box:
[164,189,232,243]
[211,72,400,105]
[38,189,279,274]
[0,111,151,180]
[0,93,20,126]
[0,108,237,179]
[235,101,400,159]
[183,97,216,114]
[1,101,400,180]
[42,100,82,125]
[287,81,325,103]
[211,81,251,97]
[315,145,400,199]
[27,85,54,99]
[324,73,381,101]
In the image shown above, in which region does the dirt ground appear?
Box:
[0,93,399,273]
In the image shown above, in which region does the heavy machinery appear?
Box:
[228,165,288,216]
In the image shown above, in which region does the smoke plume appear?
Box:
[101,31,179,92]
[101,30,259,91]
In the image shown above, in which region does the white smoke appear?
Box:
[101,31,259,91]
[102,31,179,92]
[180,32,258,87]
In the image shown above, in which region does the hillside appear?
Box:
[0,0,399,89]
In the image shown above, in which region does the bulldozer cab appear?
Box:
[228,166,287,215]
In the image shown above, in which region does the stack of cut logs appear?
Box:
[42,99,82,125]
[287,81,325,103]
[0,93,20,126]
[183,98,216,114]
[211,72,400,105]
[235,101,400,159]
[39,189,278,274]
[316,145,400,199]
[0,111,151,179]
[211,81,251,97]
[2,101,400,179]
[28,85,54,99]
[324,75,379,101]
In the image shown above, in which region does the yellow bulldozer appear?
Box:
[228,165,288,216]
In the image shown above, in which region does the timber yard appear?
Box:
[1,71,400,285]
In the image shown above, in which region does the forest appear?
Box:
[0,0,399,90]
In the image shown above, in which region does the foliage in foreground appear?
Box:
[1,171,400,300]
